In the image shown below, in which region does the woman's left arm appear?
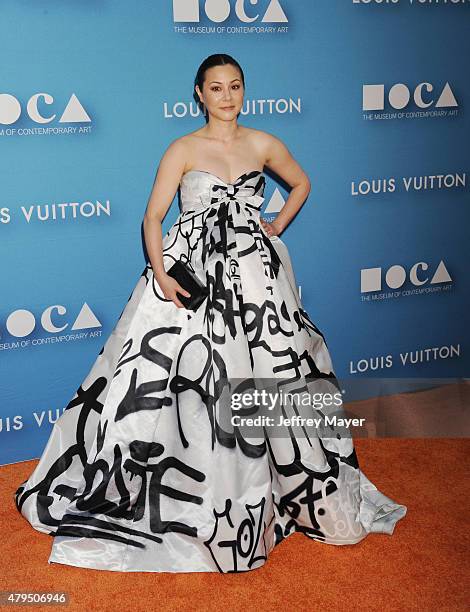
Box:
[258,132,311,237]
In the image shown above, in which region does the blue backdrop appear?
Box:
[1,0,469,464]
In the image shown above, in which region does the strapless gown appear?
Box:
[14,169,407,573]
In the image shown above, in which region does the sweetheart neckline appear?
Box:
[180,169,265,186]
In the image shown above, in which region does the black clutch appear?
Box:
[166,260,209,311]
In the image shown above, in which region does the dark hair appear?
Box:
[194,53,245,97]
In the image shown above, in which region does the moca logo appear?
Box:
[2,303,101,338]
[0,92,91,125]
[362,82,458,111]
[263,187,285,215]
[361,260,452,293]
[172,0,288,23]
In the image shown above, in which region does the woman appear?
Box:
[15,54,407,573]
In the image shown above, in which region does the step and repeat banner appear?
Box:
[1,0,468,464]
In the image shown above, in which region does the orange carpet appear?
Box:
[1,439,468,612]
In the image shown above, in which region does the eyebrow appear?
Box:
[209,79,241,84]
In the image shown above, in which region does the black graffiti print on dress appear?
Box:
[15,169,406,572]
[204,497,272,573]
[115,326,183,421]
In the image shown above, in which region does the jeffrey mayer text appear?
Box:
[231,415,366,428]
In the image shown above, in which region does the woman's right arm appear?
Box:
[143,139,191,309]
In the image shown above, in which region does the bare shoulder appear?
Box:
[246,127,309,187]
[242,127,289,165]
[163,133,192,155]
[160,133,196,174]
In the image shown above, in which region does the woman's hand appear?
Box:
[154,272,191,309]
[260,217,283,238]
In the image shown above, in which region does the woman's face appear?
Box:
[196,64,244,121]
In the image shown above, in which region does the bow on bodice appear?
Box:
[178,170,301,306]
[179,171,265,215]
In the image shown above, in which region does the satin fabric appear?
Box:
[14,170,407,572]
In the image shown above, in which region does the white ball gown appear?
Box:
[14,169,407,573]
